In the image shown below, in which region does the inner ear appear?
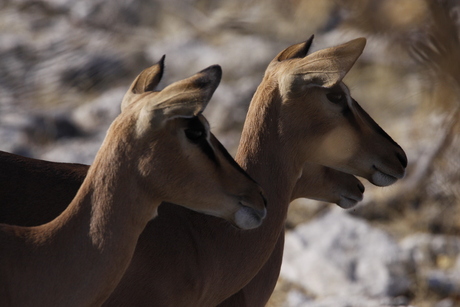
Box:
[296,38,366,88]
[153,65,222,119]
[276,35,314,61]
[132,55,165,94]
[136,65,222,133]
[121,56,165,111]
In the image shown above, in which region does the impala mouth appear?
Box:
[234,202,266,230]
[338,196,359,209]
[336,179,364,209]
[371,165,400,187]
[339,191,363,209]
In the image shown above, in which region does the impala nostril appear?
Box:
[260,192,268,208]
[358,182,365,193]
[396,152,408,168]
[258,207,267,220]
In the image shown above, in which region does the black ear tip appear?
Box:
[158,55,166,68]
[199,65,222,81]
[304,35,314,50]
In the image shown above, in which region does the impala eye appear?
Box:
[185,128,205,141]
[326,92,346,104]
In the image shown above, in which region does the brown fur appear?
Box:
[220,37,407,307]
[0,63,265,306]
[0,37,407,306]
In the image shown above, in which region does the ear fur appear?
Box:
[152,64,222,119]
[295,37,366,88]
[121,55,165,111]
[275,35,314,61]
[136,65,222,132]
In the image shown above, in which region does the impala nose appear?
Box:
[396,151,408,168]
[246,190,267,219]
[234,191,267,230]
[260,191,268,208]
[234,204,266,230]
[357,181,365,193]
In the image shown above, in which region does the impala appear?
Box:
[0,62,267,306]
[218,36,407,307]
[109,37,405,307]
[0,37,407,306]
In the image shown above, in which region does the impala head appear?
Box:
[292,163,364,209]
[111,58,266,229]
[270,36,407,187]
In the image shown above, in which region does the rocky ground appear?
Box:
[1,0,459,306]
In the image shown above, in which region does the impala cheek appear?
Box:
[318,127,358,165]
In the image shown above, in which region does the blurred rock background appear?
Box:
[0,0,459,306]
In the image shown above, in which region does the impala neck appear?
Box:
[236,79,302,224]
[31,133,159,306]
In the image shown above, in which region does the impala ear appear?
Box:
[274,35,314,62]
[121,55,165,111]
[295,38,366,88]
[137,65,222,132]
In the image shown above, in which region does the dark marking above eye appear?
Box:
[214,138,257,183]
[352,99,401,147]
[185,117,218,164]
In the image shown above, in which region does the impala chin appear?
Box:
[234,203,267,230]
